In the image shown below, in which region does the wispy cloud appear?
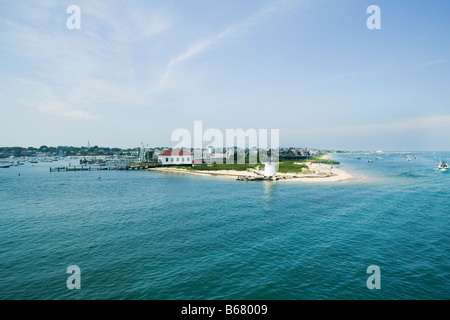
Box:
[149,1,301,93]
[37,102,101,120]
[1,0,303,118]
[0,1,173,119]
[150,38,215,93]
[2,77,102,120]
[416,59,446,68]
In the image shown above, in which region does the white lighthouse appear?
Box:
[264,157,277,178]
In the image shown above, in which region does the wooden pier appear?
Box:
[50,163,162,172]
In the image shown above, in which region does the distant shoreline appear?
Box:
[148,153,353,182]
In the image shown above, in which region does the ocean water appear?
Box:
[0,153,449,300]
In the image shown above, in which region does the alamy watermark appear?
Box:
[66,265,81,290]
[170,121,279,165]
[367,5,381,30]
[66,5,81,30]
[366,265,381,290]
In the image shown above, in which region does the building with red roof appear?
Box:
[158,149,192,165]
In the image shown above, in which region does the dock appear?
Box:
[50,163,162,172]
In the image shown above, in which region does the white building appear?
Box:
[158,149,192,165]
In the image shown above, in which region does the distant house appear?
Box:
[158,149,192,165]
[280,148,309,160]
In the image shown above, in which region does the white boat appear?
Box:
[438,161,449,171]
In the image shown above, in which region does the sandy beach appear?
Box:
[278,162,353,182]
[148,154,353,182]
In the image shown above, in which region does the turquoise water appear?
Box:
[0,153,449,300]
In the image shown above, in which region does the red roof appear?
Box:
[159,149,192,156]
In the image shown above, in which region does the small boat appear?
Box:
[0,165,10,168]
[438,161,449,171]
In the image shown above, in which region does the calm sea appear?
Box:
[0,153,449,300]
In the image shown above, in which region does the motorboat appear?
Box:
[438,161,449,171]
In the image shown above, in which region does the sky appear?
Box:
[0,0,449,151]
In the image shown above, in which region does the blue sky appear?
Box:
[1,0,449,151]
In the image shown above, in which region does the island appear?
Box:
[148,153,353,182]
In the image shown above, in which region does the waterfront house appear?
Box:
[158,149,192,165]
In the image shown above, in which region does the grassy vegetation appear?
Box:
[277,161,309,174]
[297,155,340,165]
[178,160,312,174]
[308,159,340,165]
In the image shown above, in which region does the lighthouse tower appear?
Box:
[264,157,277,178]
